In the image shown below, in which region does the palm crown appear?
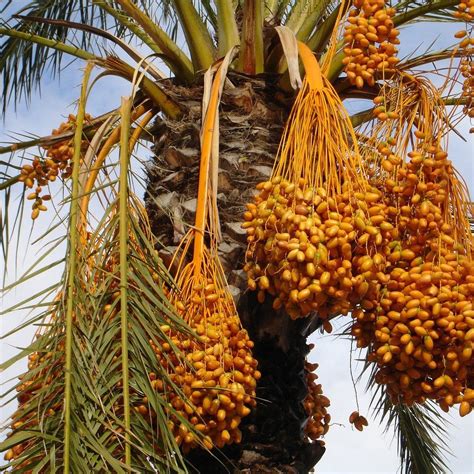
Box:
[1,1,473,473]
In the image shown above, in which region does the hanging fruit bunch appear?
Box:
[454,0,474,22]
[350,74,474,417]
[18,113,93,219]
[348,410,369,431]
[459,55,474,124]
[454,1,474,126]
[3,246,120,467]
[158,249,260,451]
[243,42,396,325]
[43,114,94,179]
[343,0,400,88]
[151,60,259,452]
[2,193,209,470]
[3,309,64,467]
[303,359,331,444]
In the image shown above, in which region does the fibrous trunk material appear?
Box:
[145,73,325,473]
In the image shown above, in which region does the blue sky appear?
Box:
[1,4,473,473]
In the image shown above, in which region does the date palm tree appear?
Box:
[1,1,472,473]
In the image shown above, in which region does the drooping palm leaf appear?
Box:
[1,68,200,470]
[0,0,185,112]
[359,348,452,474]
[394,0,460,24]
[62,61,93,473]
[0,195,200,471]
[58,197,198,472]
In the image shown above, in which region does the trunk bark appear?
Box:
[145,73,325,473]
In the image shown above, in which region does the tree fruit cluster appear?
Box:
[343,0,399,88]
[351,136,474,416]
[242,176,396,324]
[303,360,331,443]
[349,411,369,431]
[157,276,260,451]
[19,114,93,219]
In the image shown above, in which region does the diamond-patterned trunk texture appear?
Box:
[145,73,325,473]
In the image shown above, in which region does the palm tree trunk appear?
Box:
[145,73,325,473]
[186,293,325,473]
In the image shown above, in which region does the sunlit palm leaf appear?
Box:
[60,183,199,471]
[394,0,460,24]
[1,96,200,471]
[0,0,168,112]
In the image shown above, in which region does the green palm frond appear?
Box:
[0,110,201,473]
[0,62,199,468]
[375,390,451,474]
[1,1,103,113]
[0,199,199,472]
[173,0,215,71]
[307,1,346,54]
[286,0,338,41]
[363,351,452,474]
[59,146,202,471]
[0,0,171,112]
[58,199,196,472]
[0,189,67,470]
[197,0,218,31]
[394,0,460,24]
